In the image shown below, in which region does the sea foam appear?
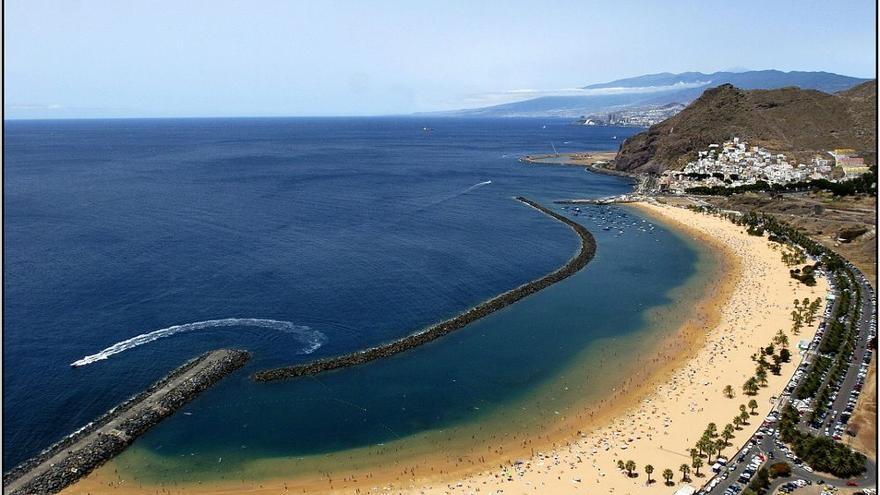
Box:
[70,318,325,367]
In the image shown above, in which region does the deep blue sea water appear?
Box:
[3,118,698,473]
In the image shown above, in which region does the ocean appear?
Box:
[3,117,703,477]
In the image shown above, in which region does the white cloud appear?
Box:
[7,103,65,110]
[450,80,711,109]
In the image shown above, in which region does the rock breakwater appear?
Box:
[3,349,251,495]
[253,196,595,382]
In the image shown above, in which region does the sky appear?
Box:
[4,0,877,119]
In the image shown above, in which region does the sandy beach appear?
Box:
[61,201,828,495]
[407,202,829,495]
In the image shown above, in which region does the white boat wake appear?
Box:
[70,318,326,367]
[408,180,493,215]
[462,180,492,194]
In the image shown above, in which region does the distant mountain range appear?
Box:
[613,80,877,174]
[433,70,870,118]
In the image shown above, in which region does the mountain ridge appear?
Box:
[431,70,870,118]
[583,70,865,92]
[612,81,877,174]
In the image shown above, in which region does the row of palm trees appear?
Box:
[616,460,692,486]
[693,328,791,487]
[779,244,806,267]
[742,329,794,396]
[791,297,822,334]
[685,402,763,472]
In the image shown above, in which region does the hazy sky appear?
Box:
[4,0,877,118]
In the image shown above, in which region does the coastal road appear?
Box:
[802,267,875,436]
[4,349,247,495]
[822,269,875,433]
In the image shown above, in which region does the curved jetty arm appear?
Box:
[3,349,251,495]
[252,196,596,382]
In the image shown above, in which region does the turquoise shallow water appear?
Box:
[3,118,702,479]
[117,204,706,482]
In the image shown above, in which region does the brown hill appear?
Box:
[613,81,877,174]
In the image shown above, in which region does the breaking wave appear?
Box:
[70,318,326,367]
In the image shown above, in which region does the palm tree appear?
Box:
[777,331,789,349]
[679,463,691,481]
[756,368,768,387]
[663,468,674,486]
[617,460,625,471]
[645,464,654,484]
[771,354,783,373]
[774,329,788,348]
[723,384,734,398]
[692,457,703,477]
[698,435,714,460]
[714,438,726,458]
[748,399,759,414]
[780,348,791,362]
[739,410,750,424]
[808,297,822,325]
[700,437,714,462]
[705,422,717,437]
[733,415,743,429]
[791,310,802,334]
[625,460,636,478]
[743,377,759,396]
[722,424,735,444]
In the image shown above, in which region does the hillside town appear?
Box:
[577,103,687,127]
[658,138,870,194]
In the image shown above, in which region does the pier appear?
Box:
[3,349,251,495]
[554,193,646,205]
[253,196,596,382]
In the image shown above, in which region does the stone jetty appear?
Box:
[554,193,646,205]
[253,196,596,382]
[3,349,251,495]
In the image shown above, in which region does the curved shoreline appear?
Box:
[58,203,831,495]
[252,196,596,382]
[62,200,736,495]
